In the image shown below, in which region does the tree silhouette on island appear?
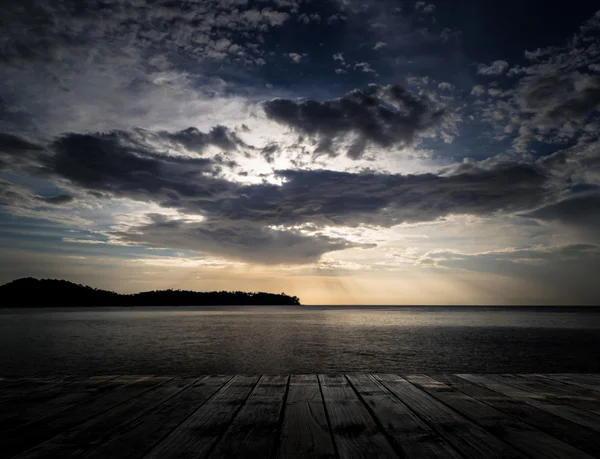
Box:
[0,278,301,307]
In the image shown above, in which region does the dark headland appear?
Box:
[0,278,301,307]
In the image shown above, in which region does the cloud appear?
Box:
[373,42,387,50]
[354,62,378,75]
[0,0,290,138]
[160,125,247,153]
[438,82,454,91]
[2,119,599,266]
[0,180,40,208]
[44,131,224,207]
[297,13,321,24]
[114,215,365,265]
[0,179,84,225]
[428,244,600,304]
[208,163,553,228]
[263,84,448,158]
[0,133,45,171]
[440,28,461,43]
[288,53,303,63]
[407,76,430,86]
[481,72,600,152]
[0,180,72,210]
[0,133,43,154]
[414,2,436,14]
[0,1,292,71]
[475,11,600,152]
[477,60,509,76]
[38,194,75,205]
[524,191,600,235]
[260,143,279,163]
[3,126,566,232]
[513,73,600,150]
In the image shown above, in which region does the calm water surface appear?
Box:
[1,306,599,375]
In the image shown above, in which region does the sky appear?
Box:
[0,0,599,304]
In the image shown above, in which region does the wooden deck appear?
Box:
[2,374,600,458]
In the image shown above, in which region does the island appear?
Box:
[0,278,301,307]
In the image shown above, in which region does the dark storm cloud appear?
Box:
[481,71,600,152]
[263,84,447,158]
[207,163,554,227]
[46,131,226,206]
[38,194,75,205]
[0,133,44,170]
[12,128,561,229]
[4,122,598,264]
[115,215,365,265]
[0,133,43,154]
[517,74,600,124]
[524,191,600,232]
[160,126,247,153]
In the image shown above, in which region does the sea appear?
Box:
[1,306,599,376]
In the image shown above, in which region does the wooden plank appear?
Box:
[0,376,169,459]
[435,374,600,458]
[143,375,260,459]
[0,376,117,404]
[318,374,397,459]
[13,377,189,459]
[80,376,232,459]
[0,377,28,392]
[561,375,600,383]
[276,374,335,459]
[521,374,600,398]
[208,375,289,459]
[346,374,463,459]
[0,377,77,403]
[375,374,526,459]
[541,374,600,392]
[494,374,600,415]
[407,375,594,459]
[0,378,54,396]
[458,374,600,432]
[0,376,121,431]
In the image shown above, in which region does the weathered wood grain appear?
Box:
[541,374,600,392]
[346,374,463,459]
[0,376,121,431]
[80,376,231,459]
[491,374,600,415]
[0,376,167,459]
[522,374,600,399]
[319,375,397,459]
[407,374,594,459]
[13,377,186,459]
[436,374,600,457]
[1,374,600,459]
[208,375,289,459]
[458,374,600,432]
[376,374,526,459]
[276,374,335,459]
[143,375,260,459]
[0,377,77,403]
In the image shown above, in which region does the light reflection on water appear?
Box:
[1,306,599,376]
